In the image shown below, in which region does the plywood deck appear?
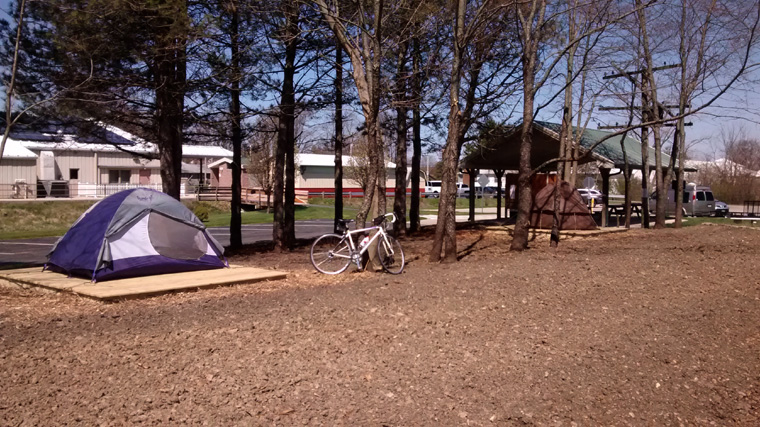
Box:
[0,266,287,301]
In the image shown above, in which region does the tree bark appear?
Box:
[393,41,409,237]
[314,0,384,227]
[510,0,544,251]
[273,0,298,250]
[429,124,462,263]
[155,3,187,201]
[430,0,466,263]
[510,39,537,251]
[640,77,651,229]
[0,0,26,165]
[408,35,422,233]
[393,105,408,237]
[636,0,666,229]
[228,0,243,249]
[333,42,344,233]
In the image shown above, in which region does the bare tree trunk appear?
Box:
[510,43,538,250]
[333,43,344,233]
[636,0,666,229]
[510,108,534,251]
[640,78,651,229]
[652,120,666,228]
[393,107,408,237]
[408,35,422,233]
[273,0,298,250]
[0,0,26,164]
[315,0,384,227]
[430,0,466,263]
[511,0,545,251]
[373,134,386,219]
[358,124,379,227]
[228,1,243,249]
[155,11,187,201]
[393,42,409,237]
[551,27,576,248]
[392,41,409,237]
[430,126,462,263]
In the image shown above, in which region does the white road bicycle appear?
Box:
[310,213,405,275]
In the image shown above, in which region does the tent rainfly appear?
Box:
[46,188,227,281]
[530,181,597,230]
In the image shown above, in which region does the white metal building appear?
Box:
[0,125,232,198]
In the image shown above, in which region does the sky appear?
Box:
[2,0,758,162]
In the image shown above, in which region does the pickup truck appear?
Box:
[424,181,470,198]
[424,180,441,198]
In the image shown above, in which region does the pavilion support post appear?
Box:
[600,167,611,228]
[467,168,478,222]
[494,169,504,220]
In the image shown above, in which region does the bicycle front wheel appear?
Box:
[377,235,405,274]
[310,234,352,274]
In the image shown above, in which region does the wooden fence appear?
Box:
[196,187,309,207]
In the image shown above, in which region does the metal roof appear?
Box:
[535,121,671,170]
[1,138,38,159]
[5,123,232,158]
[296,153,396,168]
[183,145,233,157]
[462,121,681,171]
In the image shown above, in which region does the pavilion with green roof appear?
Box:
[462,121,675,172]
[461,121,693,226]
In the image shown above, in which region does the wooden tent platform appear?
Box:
[0,265,287,301]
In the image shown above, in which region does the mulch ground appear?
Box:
[1,224,758,425]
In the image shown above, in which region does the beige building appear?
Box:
[0,126,232,198]
[294,153,400,195]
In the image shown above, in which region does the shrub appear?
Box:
[193,204,211,222]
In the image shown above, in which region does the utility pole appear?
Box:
[599,63,684,229]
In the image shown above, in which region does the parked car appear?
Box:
[424,180,441,198]
[423,180,470,198]
[649,183,716,217]
[473,185,497,198]
[714,200,730,217]
[578,188,602,205]
[456,182,470,198]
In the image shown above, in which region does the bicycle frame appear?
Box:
[339,214,396,269]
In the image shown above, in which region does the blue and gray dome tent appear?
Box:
[46,188,227,282]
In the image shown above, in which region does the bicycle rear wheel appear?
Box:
[310,234,352,274]
[377,235,405,274]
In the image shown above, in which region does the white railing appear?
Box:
[0,182,189,200]
[70,183,187,198]
[0,183,36,199]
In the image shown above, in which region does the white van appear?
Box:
[649,183,716,217]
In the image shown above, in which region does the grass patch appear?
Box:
[0,201,97,240]
[203,205,358,227]
[0,199,359,239]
